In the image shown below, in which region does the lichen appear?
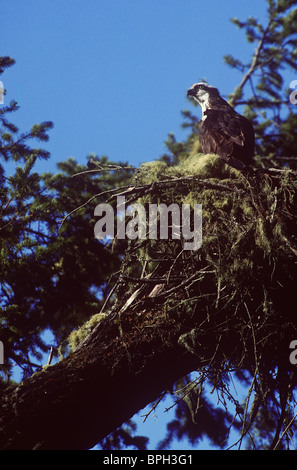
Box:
[115,155,297,369]
[64,313,107,353]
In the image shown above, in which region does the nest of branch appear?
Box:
[103,153,297,447]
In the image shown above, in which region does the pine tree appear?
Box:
[0,57,133,384]
[0,55,54,381]
[226,0,297,170]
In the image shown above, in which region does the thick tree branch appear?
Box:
[0,307,198,450]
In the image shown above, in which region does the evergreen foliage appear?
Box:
[226,0,297,170]
[0,57,133,382]
[163,0,297,172]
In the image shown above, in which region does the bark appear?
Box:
[0,306,198,450]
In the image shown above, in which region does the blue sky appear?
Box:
[2,0,270,450]
[3,0,269,173]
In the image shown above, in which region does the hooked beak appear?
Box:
[187,88,196,97]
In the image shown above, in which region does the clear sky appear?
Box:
[2,0,269,450]
[3,0,269,173]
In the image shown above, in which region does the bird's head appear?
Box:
[187,82,220,112]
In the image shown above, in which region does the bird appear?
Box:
[187,82,255,170]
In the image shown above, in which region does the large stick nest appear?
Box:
[68,153,297,448]
[100,153,297,448]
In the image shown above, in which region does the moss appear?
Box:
[62,156,297,384]
[178,153,235,179]
[66,313,107,352]
[136,153,240,184]
[120,159,297,340]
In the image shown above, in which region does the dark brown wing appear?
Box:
[198,108,254,168]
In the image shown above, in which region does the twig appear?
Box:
[272,410,297,450]
[107,176,245,201]
[58,184,132,229]
[141,392,167,423]
[120,275,184,284]
[261,156,297,162]
[59,174,244,229]
[71,163,137,177]
[149,272,206,300]
[281,234,297,258]
[47,347,54,366]
[229,19,272,107]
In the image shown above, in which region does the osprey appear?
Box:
[187,82,254,170]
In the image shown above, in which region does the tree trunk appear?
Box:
[0,306,198,450]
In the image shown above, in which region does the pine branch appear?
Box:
[229,19,273,106]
